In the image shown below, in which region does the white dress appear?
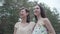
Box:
[32,20,48,34]
[14,22,35,34]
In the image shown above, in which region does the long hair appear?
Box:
[19,7,30,23]
[35,4,46,23]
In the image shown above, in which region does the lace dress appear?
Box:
[14,22,35,34]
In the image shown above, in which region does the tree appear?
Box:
[0,0,60,34]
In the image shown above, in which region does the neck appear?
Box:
[37,15,42,20]
[21,17,27,23]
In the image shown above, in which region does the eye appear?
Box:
[36,7,39,9]
[21,11,24,13]
[34,7,39,10]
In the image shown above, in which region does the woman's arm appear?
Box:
[13,22,19,34]
[13,27,17,34]
[44,18,56,34]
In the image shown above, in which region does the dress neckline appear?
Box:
[19,22,32,29]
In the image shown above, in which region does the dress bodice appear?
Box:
[32,20,48,34]
[14,22,35,34]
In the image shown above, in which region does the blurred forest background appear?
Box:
[0,0,60,34]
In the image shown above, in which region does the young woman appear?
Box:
[32,4,56,34]
[14,7,35,34]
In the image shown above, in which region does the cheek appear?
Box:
[37,11,40,15]
[35,10,40,14]
[20,12,25,16]
[38,9,40,12]
[38,10,40,14]
[37,9,41,14]
[24,13,27,16]
[22,12,27,16]
[34,11,41,16]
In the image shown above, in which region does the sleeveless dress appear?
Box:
[14,22,35,34]
[32,20,48,34]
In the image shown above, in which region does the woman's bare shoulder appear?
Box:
[43,18,50,24]
[14,22,21,28]
[43,18,49,20]
[43,18,51,25]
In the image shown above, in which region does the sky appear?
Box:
[29,0,60,16]
[0,0,4,6]
[0,2,3,6]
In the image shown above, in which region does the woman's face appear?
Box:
[20,9,28,18]
[33,5,41,16]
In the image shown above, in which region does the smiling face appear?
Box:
[19,9,28,18]
[33,5,41,16]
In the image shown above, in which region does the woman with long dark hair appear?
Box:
[32,4,56,34]
[14,7,35,34]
